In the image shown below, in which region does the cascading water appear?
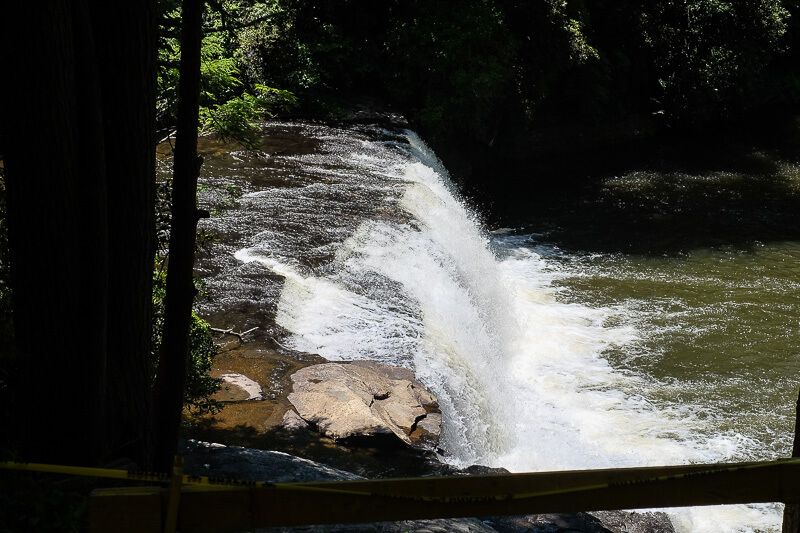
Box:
[225,122,783,532]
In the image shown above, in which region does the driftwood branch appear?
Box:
[268,335,291,351]
[210,326,259,342]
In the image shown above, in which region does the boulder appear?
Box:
[213,372,264,402]
[282,409,310,430]
[286,361,441,449]
[221,373,263,400]
[182,440,360,482]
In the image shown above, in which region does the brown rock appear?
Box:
[410,412,442,449]
[287,362,441,448]
[282,409,310,431]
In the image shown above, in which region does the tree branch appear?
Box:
[210,326,259,342]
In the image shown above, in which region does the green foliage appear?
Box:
[640,0,791,124]
[186,307,221,414]
[235,1,321,92]
[151,269,221,415]
[387,0,518,145]
[153,180,220,414]
[199,84,298,147]
[200,33,243,104]
[199,92,263,146]
[157,3,298,144]
[154,0,800,165]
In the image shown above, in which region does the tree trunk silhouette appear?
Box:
[3,0,158,466]
[3,0,109,465]
[153,0,205,472]
[89,0,158,468]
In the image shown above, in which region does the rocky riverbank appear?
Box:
[184,333,447,479]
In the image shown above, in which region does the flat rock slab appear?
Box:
[287,362,441,448]
[213,372,264,402]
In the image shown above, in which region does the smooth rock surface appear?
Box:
[218,372,263,401]
[287,362,441,448]
[282,409,310,430]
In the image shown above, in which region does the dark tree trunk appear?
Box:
[3,0,159,467]
[89,0,158,468]
[153,0,205,472]
[2,0,109,465]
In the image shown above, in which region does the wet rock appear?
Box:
[458,464,511,476]
[486,513,612,532]
[287,362,441,449]
[350,360,439,412]
[282,409,310,431]
[592,511,675,533]
[486,510,675,533]
[216,337,241,353]
[410,412,442,448]
[213,372,263,401]
[181,440,360,482]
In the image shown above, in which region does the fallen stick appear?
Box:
[268,335,292,351]
[209,326,259,342]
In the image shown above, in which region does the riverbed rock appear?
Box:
[286,362,441,449]
[592,510,676,533]
[213,372,264,402]
[282,408,310,430]
[409,412,442,449]
[486,510,675,533]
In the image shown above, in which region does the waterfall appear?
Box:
[234,124,781,532]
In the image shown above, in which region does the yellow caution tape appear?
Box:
[163,457,183,533]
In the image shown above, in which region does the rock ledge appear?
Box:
[285,361,441,449]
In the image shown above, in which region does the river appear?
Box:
[194,120,800,532]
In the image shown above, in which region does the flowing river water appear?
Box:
[194,121,800,532]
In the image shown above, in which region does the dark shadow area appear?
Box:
[183,420,452,479]
[470,119,800,254]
